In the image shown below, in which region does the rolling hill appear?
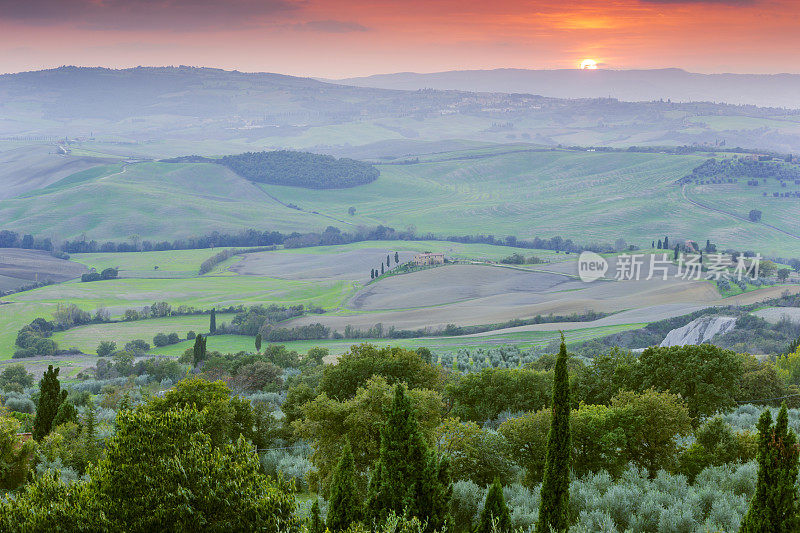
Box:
[3,146,800,256]
[3,66,800,153]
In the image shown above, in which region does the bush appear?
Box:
[96,341,116,357]
[5,395,35,414]
[124,340,150,353]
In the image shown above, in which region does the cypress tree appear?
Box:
[309,499,325,533]
[52,400,77,428]
[740,403,800,532]
[371,269,375,279]
[32,365,66,441]
[395,251,399,264]
[192,334,207,367]
[537,335,571,533]
[387,255,391,267]
[327,442,362,532]
[367,384,451,531]
[674,245,679,261]
[83,397,99,466]
[255,333,262,354]
[657,239,662,249]
[209,308,217,334]
[664,236,669,250]
[477,479,511,533]
[381,263,384,275]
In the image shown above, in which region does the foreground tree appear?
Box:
[0,416,35,490]
[0,401,299,532]
[366,384,451,531]
[537,336,570,533]
[740,403,800,532]
[32,365,66,441]
[327,442,362,531]
[476,479,511,533]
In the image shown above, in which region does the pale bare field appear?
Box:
[231,248,417,281]
[283,256,800,333]
[0,249,87,291]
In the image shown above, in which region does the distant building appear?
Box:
[412,252,445,266]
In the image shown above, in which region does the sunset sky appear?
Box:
[0,0,798,77]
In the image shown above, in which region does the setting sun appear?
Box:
[580,59,598,70]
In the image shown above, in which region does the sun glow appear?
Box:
[580,59,598,70]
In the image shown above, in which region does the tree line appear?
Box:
[0,224,611,258]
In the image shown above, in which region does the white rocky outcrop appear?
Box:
[660,316,737,347]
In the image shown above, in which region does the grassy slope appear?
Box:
[51,313,235,354]
[2,147,800,255]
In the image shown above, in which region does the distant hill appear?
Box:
[332,68,800,108]
[4,66,800,154]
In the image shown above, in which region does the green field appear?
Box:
[0,241,568,359]
[51,314,235,354]
[72,248,240,277]
[146,322,646,358]
[0,273,354,360]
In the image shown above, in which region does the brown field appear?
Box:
[232,248,417,281]
[282,255,800,333]
[0,249,87,291]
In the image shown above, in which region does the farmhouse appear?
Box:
[412,252,445,266]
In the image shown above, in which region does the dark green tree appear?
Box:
[82,397,100,466]
[326,442,362,532]
[255,333,262,354]
[537,336,571,533]
[663,236,669,250]
[371,269,375,280]
[381,263,384,275]
[740,403,800,532]
[657,239,662,249]
[192,334,207,368]
[674,245,679,261]
[209,309,217,334]
[52,400,77,428]
[477,479,511,533]
[395,251,399,264]
[309,499,325,533]
[366,384,451,531]
[32,365,66,441]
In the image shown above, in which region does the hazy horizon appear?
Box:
[1,0,800,78]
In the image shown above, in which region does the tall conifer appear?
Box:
[32,365,66,441]
[477,479,511,533]
[740,403,800,532]
[537,335,571,533]
[327,442,362,532]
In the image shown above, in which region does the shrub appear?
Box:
[96,341,116,357]
[5,395,36,414]
[124,340,150,353]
